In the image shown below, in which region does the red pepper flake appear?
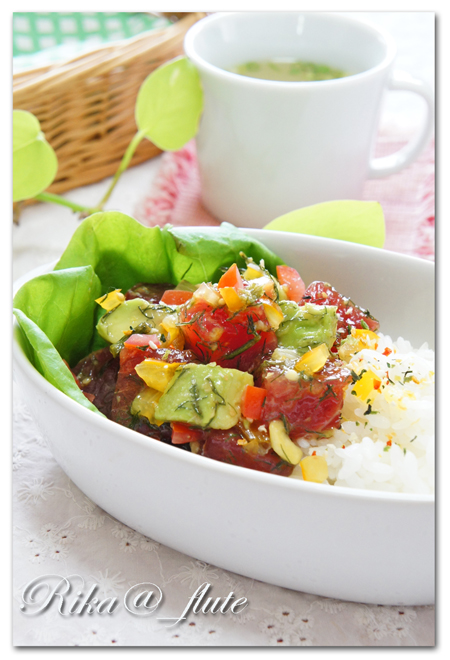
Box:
[387,440,392,446]
[383,347,393,356]
[342,445,346,449]
[312,450,316,456]
[373,379,381,390]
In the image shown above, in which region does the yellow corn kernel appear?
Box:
[262,301,284,330]
[351,369,381,401]
[135,360,182,392]
[219,287,246,312]
[300,455,328,483]
[95,289,125,311]
[244,264,262,280]
[268,420,303,465]
[294,343,329,375]
[130,386,163,424]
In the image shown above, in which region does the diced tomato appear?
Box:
[241,385,267,420]
[179,299,277,372]
[171,422,204,445]
[218,263,244,290]
[124,334,161,348]
[160,290,194,305]
[276,265,306,303]
[300,281,379,348]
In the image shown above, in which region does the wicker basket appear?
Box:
[13,13,205,199]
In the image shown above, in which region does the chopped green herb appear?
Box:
[350,368,366,383]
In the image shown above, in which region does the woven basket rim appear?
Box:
[13,13,204,91]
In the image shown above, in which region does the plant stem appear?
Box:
[97,130,146,210]
[35,192,98,215]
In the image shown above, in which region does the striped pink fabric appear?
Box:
[135,133,435,261]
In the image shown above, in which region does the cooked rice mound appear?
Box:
[291,334,435,494]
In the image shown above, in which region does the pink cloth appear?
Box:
[135,133,435,261]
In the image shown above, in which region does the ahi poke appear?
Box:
[68,255,434,494]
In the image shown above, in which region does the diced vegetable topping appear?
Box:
[294,343,329,375]
[268,420,303,465]
[219,286,246,312]
[160,290,193,305]
[124,334,161,349]
[97,298,176,344]
[154,363,253,429]
[218,263,244,290]
[130,387,163,424]
[300,455,328,483]
[276,265,306,303]
[351,369,381,401]
[241,385,267,421]
[262,301,284,330]
[192,282,221,307]
[135,359,183,392]
[276,301,338,354]
[171,422,203,445]
[244,263,263,280]
[95,289,125,311]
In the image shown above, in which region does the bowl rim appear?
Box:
[12,229,435,505]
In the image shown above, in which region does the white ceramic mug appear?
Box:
[184,12,434,228]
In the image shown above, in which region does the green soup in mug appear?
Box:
[231,59,349,82]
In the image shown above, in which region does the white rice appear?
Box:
[290,334,435,494]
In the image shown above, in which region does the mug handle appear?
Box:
[368,70,434,178]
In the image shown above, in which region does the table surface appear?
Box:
[12,12,435,647]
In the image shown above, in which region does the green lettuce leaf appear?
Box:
[165,222,283,284]
[13,265,102,365]
[13,212,284,408]
[54,212,173,292]
[13,309,103,415]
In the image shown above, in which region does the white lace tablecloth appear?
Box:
[12,12,435,647]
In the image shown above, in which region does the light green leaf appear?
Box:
[264,201,385,248]
[13,109,58,202]
[135,56,203,151]
[13,109,40,151]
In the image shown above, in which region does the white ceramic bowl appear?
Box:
[13,230,435,605]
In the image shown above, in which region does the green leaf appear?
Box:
[135,56,203,151]
[264,201,385,248]
[13,309,102,416]
[55,212,173,292]
[13,265,102,366]
[13,109,58,202]
[165,222,284,284]
[55,213,283,291]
